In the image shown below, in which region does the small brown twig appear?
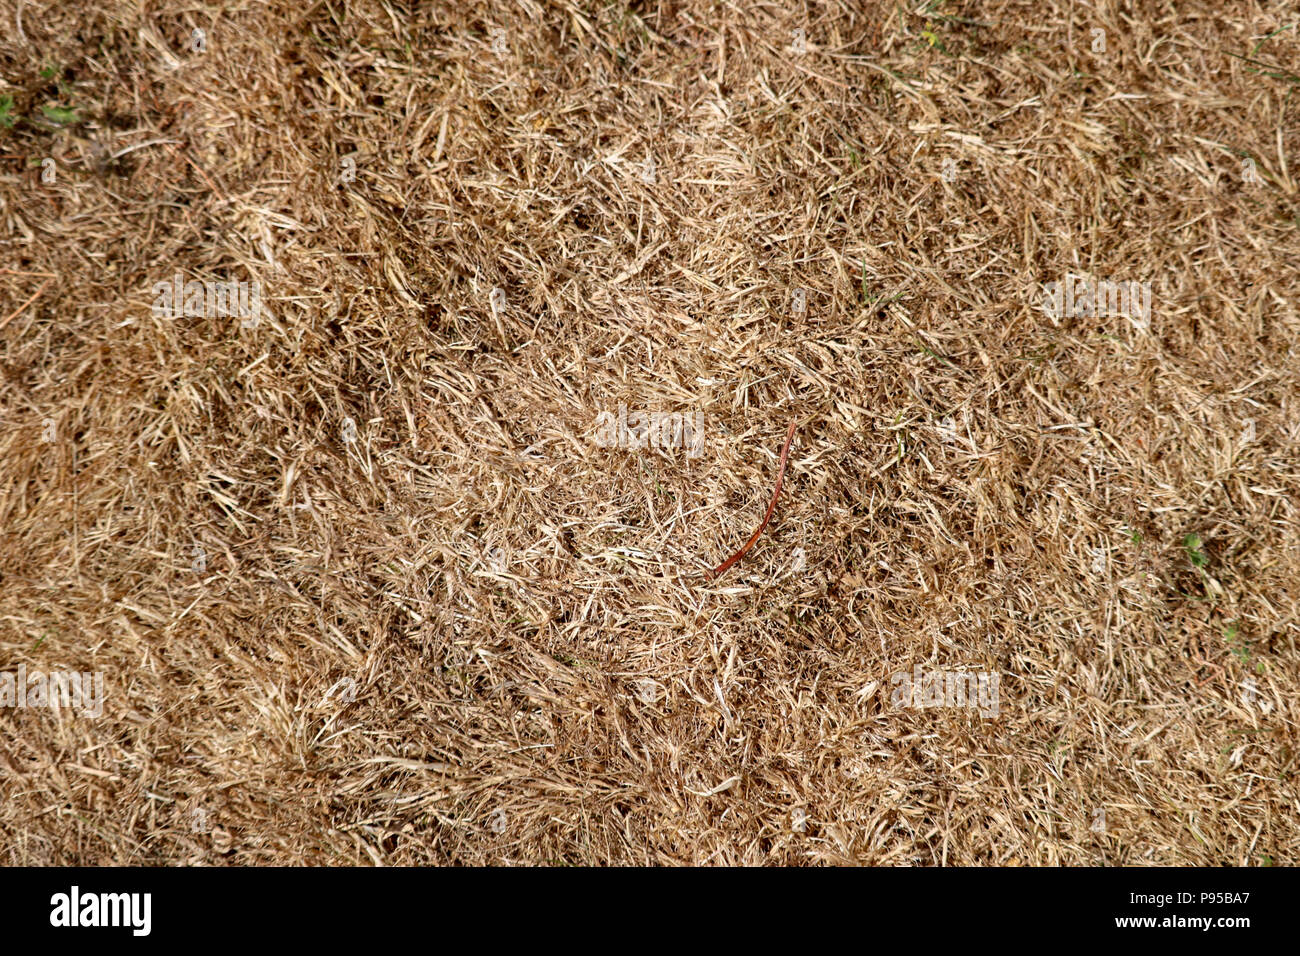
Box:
[0,273,55,332]
[707,419,798,580]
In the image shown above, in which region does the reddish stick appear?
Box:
[708,419,798,580]
[0,276,53,332]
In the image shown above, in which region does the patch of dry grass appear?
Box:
[1,0,1297,865]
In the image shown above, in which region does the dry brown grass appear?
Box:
[1,0,1298,865]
